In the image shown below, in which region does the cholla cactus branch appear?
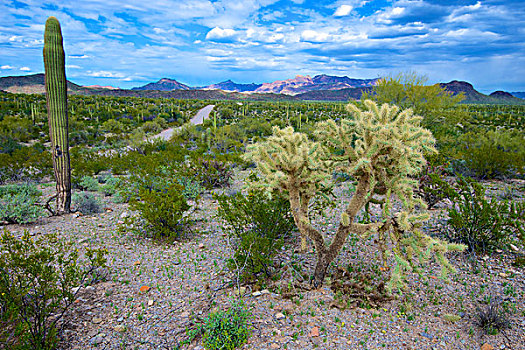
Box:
[244,101,466,291]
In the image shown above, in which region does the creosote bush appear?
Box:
[73,191,102,214]
[444,176,524,253]
[0,230,106,350]
[216,182,296,281]
[129,183,190,240]
[245,100,466,292]
[0,183,44,224]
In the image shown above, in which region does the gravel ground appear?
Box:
[2,173,524,350]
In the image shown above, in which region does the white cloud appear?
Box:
[301,30,330,43]
[66,65,82,69]
[205,27,237,40]
[20,67,31,71]
[334,5,353,17]
[86,70,125,78]
[1,65,14,69]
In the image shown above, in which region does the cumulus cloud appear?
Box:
[86,70,126,78]
[20,67,31,71]
[1,65,15,69]
[334,5,353,17]
[205,27,238,41]
[301,30,330,43]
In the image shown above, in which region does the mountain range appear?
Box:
[0,73,523,105]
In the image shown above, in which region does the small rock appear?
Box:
[71,286,81,294]
[97,223,104,228]
[120,211,129,218]
[481,344,494,350]
[89,335,104,345]
[134,261,141,266]
[510,244,519,252]
[309,326,320,337]
[92,317,103,324]
[148,299,154,306]
[85,286,95,292]
[114,325,126,332]
[274,312,285,320]
[180,311,190,318]
[198,243,205,249]
[139,285,151,293]
[420,332,433,340]
[252,291,262,297]
[270,343,280,349]
[499,272,509,278]
[260,289,270,295]
[117,317,124,322]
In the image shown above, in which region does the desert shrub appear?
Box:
[189,300,251,350]
[77,175,99,191]
[186,158,234,189]
[216,186,296,280]
[101,176,120,196]
[0,147,53,184]
[415,163,455,209]
[0,230,106,350]
[444,176,524,253]
[73,192,102,214]
[474,298,510,335]
[129,183,190,240]
[456,130,525,179]
[177,176,204,201]
[0,183,44,224]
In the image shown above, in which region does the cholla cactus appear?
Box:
[245,100,466,292]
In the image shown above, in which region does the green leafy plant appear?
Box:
[444,176,524,253]
[129,183,190,240]
[186,158,234,189]
[72,191,102,214]
[187,300,251,350]
[216,185,296,281]
[77,175,99,191]
[0,230,106,349]
[101,176,120,196]
[0,183,44,224]
[416,163,455,209]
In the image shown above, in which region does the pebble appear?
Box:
[420,332,433,340]
[274,312,285,320]
[114,325,126,332]
[120,211,129,218]
[89,335,104,345]
[481,344,494,350]
[92,317,103,324]
[252,291,262,297]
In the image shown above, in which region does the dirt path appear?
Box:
[152,104,215,141]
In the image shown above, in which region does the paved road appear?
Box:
[152,104,215,141]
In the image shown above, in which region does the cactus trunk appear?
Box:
[44,16,71,214]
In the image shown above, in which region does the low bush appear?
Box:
[129,183,190,240]
[77,175,99,191]
[73,192,102,215]
[416,163,455,209]
[0,230,106,350]
[0,183,44,224]
[474,298,510,335]
[187,300,251,350]
[101,176,120,196]
[443,176,524,253]
[187,158,234,189]
[216,185,296,281]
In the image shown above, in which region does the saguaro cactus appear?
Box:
[44,16,71,214]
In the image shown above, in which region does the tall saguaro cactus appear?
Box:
[44,16,71,214]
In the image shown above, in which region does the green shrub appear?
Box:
[199,300,251,350]
[101,176,120,196]
[0,230,106,350]
[216,186,295,281]
[73,192,102,214]
[129,183,190,240]
[0,183,44,224]
[187,158,233,189]
[77,175,99,191]
[444,176,524,253]
[416,163,455,209]
[456,130,525,179]
[177,176,204,201]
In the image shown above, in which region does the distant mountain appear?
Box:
[132,78,190,91]
[510,92,525,99]
[204,80,262,92]
[252,74,378,95]
[85,85,119,90]
[297,87,371,101]
[0,73,82,94]
[439,81,524,104]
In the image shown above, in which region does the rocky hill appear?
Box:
[203,80,262,92]
[132,78,190,91]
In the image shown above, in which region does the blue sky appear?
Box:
[0,0,524,93]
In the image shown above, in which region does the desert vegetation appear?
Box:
[0,49,524,350]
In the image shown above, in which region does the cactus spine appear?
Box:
[43,16,71,214]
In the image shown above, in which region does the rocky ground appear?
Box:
[2,172,524,350]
